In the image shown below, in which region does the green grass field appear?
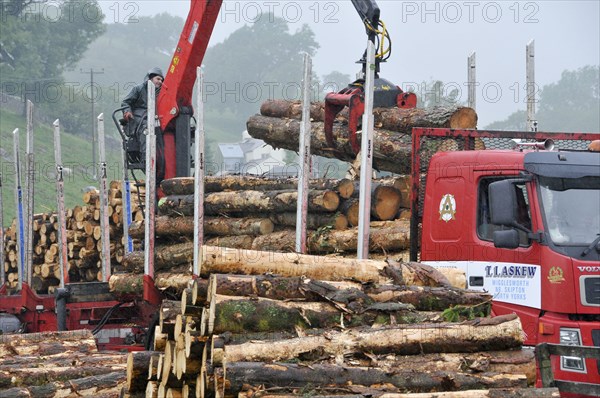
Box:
[0,108,124,227]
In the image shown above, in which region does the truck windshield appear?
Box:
[539,176,600,246]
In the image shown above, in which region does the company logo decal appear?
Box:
[486,265,537,278]
[439,194,456,222]
[548,266,566,284]
[578,266,600,273]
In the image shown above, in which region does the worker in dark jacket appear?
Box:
[121,67,165,182]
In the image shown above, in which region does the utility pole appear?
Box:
[81,68,104,179]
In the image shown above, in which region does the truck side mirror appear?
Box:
[493,229,521,249]
[489,180,518,226]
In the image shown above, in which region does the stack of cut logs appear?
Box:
[128,174,412,257]
[115,102,558,397]
[0,330,129,397]
[121,249,558,397]
[2,182,145,293]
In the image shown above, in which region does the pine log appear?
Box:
[161,176,355,198]
[206,234,255,250]
[221,315,523,364]
[128,216,275,239]
[250,220,410,253]
[0,352,127,373]
[216,362,525,394]
[123,244,389,283]
[202,274,487,313]
[200,274,317,304]
[260,99,325,120]
[208,293,431,335]
[259,100,477,132]
[339,198,360,226]
[270,212,348,230]
[239,388,559,398]
[368,349,537,386]
[109,272,192,297]
[158,190,340,217]
[247,115,410,174]
[126,351,154,393]
[0,330,97,357]
[6,364,127,388]
[0,372,126,398]
[121,245,462,288]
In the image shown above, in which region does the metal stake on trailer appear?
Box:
[144,81,157,282]
[121,144,134,255]
[13,129,25,290]
[0,138,4,286]
[25,100,35,286]
[526,40,537,132]
[295,53,312,254]
[53,120,68,287]
[193,67,205,277]
[97,114,111,282]
[356,40,377,260]
[468,52,476,111]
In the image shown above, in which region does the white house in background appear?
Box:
[214,143,244,175]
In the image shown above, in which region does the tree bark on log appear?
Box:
[0,371,126,398]
[158,190,340,217]
[222,315,523,363]
[129,216,275,239]
[246,115,412,174]
[206,234,255,250]
[238,388,559,398]
[109,272,192,296]
[0,330,97,357]
[216,361,526,394]
[6,364,127,388]
[365,349,537,386]
[123,244,390,283]
[197,274,487,312]
[270,212,348,230]
[126,351,154,393]
[161,176,354,199]
[259,100,478,133]
[208,294,426,335]
[250,220,410,254]
[248,105,476,174]
[0,352,127,370]
[121,245,463,288]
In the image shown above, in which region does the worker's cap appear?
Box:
[148,67,164,80]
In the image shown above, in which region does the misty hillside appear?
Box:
[0,108,123,226]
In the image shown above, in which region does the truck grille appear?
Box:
[582,276,600,306]
[592,330,600,374]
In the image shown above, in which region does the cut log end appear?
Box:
[322,190,340,211]
[449,107,478,129]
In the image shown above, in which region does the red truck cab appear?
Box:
[413,129,600,396]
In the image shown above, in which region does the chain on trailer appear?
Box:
[409,129,598,262]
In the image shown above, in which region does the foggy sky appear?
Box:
[99,0,600,127]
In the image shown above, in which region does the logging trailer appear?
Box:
[1,0,599,397]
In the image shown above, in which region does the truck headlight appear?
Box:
[560,328,586,372]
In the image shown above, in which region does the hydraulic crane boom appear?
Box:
[158,0,222,180]
[148,0,412,180]
[351,0,380,42]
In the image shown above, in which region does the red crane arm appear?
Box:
[157,0,222,133]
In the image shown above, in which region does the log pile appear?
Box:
[119,252,548,397]
[124,175,412,259]
[246,100,479,175]
[2,182,144,293]
[0,330,129,397]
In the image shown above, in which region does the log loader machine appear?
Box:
[0,0,410,351]
[1,1,599,396]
